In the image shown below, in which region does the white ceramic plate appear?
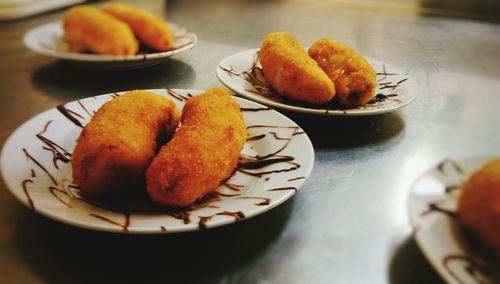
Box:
[0,89,314,234]
[216,49,417,116]
[24,21,198,70]
[409,157,500,284]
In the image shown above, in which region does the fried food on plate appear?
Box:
[308,38,376,107]
[259,32,335,105]
[63,5,138,55]
[146,88,247,207]
[72,90,181,198]
[102,2,174,51]
[457,159,500,257]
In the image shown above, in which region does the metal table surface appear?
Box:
[0,0,499,283]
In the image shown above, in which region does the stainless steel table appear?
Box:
[1,0,499,283]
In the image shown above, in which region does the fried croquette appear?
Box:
[146,88,247,207]
[259,32,335,105]
[72,90,181,198]
[308,38,376,107]
[63,5,138,55]
[102,3,174,51]
[457,159,500,257]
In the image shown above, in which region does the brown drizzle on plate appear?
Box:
[36,120,71,168]
[48,185,72,208]
[247,134,266,142]
[22,179,35,210]
[198,210,245,230]
[169,211,191,224]
[165,88,192,102]
[288,176,306,182]
[22,148,57,186]
[56,104,84,128]
[90,213,131,231]
[267,186,298,192]
[236,196,271,206]
[219,51,408,111]
[438,159,465,175]
[222,182,244,191]
[443,255,493,284]
[18,90,306,232]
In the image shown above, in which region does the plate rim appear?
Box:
[216,48,418,117]
[23,21,198,63]
[0,88,315,234]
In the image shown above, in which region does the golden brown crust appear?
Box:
[308,38,376,107]
[146,88,247,207]
[259,32,335,105]
[457,159,500,257]
[101,2,174,51]
[71,90,180,198]
[63,5,138,55]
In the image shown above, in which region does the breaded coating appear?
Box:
[146,88,247,207]
[457,159,500,257]
[63,5,138,55]
[102,2,174,51]
[72,90,181,198]
[308,38,376,107]
[259,32,335,105]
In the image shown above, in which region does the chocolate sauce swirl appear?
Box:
[198,215,212,230]
[77,100,93,116]
[247,134,266,142]
[421,160,466,217]
[220,52,408,110]
[268,186,298,192]
[222,182,244,191]
[219,51,277,100]
[366,94,400,105]
[56,104,84,128]
[198,210,245,230]
[376,65,399,81]
[90,213,131,231]
[22,179,35,210]
[168,211,191,224]
[438,159,465,175]
[238,155,294,170]
[167,192,224,224]
[48,186,71,208]
[217,211,245,220]
[396,78,408,85]
[166,88,192,102]
[236,124,303,177]
[379,82,401,90]
[443,255,492,284]
[288,176,306,182]
[424,202,457,217]
[19,92,306,232]
[245,125,302,160]
[22,148,57,185]
[446,185,461,193]
[37,120,71,169]
[237,196,271,206]
[237,161,300,178]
